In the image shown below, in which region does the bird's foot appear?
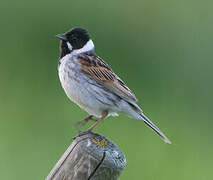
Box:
[73,128,95,140]
[76,115,97,127]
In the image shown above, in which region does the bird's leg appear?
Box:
[76,115,95,127]
[87,110,108,132]
[74,111,108,139]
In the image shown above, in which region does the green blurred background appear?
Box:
[0,0,213,179]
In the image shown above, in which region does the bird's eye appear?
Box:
[72,37,77,41]
[70,34,77,41]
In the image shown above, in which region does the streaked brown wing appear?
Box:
[78,53,137,102]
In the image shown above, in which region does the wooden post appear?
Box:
[46,132,126,180]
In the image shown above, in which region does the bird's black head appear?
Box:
[56,27,93,59]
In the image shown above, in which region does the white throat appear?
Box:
[67,39,95,56]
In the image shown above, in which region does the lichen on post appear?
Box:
[46,132,126,180]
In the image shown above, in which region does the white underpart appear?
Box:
[67,42,73,51]
[72,39,95,55]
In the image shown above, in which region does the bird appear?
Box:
[56,27,171,144]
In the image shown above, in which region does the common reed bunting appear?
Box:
[56,27,171,144]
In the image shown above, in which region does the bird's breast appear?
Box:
[58,56,82,101]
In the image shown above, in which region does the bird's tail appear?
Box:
[140,113,171,144]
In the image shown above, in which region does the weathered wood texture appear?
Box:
[46,132,126,180]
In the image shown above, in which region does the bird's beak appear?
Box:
[56,33,67,41]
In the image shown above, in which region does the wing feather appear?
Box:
[78,53,137,102]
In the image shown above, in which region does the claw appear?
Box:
[73,129,93,140]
